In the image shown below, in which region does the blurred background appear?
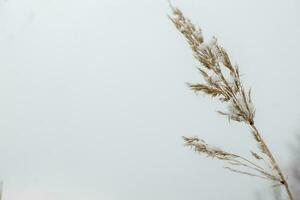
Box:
[0,0,299,199]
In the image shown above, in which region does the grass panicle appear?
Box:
[169,4,294,200]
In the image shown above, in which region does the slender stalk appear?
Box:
[251,125,294,200]
[235,156,264,171]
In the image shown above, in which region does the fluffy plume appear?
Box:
[170,5,294,200]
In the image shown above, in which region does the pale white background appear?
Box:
[0,0,299,199]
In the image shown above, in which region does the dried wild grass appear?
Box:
[169,4,294,200]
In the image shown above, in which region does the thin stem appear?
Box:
[224,167,270,180]
[235,155,264,171]
[251,125,294,200]
[231,157,278,181]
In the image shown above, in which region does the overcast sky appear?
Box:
[0,0,300,199]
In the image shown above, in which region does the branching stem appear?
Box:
[251,125,294,200]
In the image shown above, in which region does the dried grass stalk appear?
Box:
[169,4,294,200]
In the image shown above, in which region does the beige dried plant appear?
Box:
[169,4,294,200]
